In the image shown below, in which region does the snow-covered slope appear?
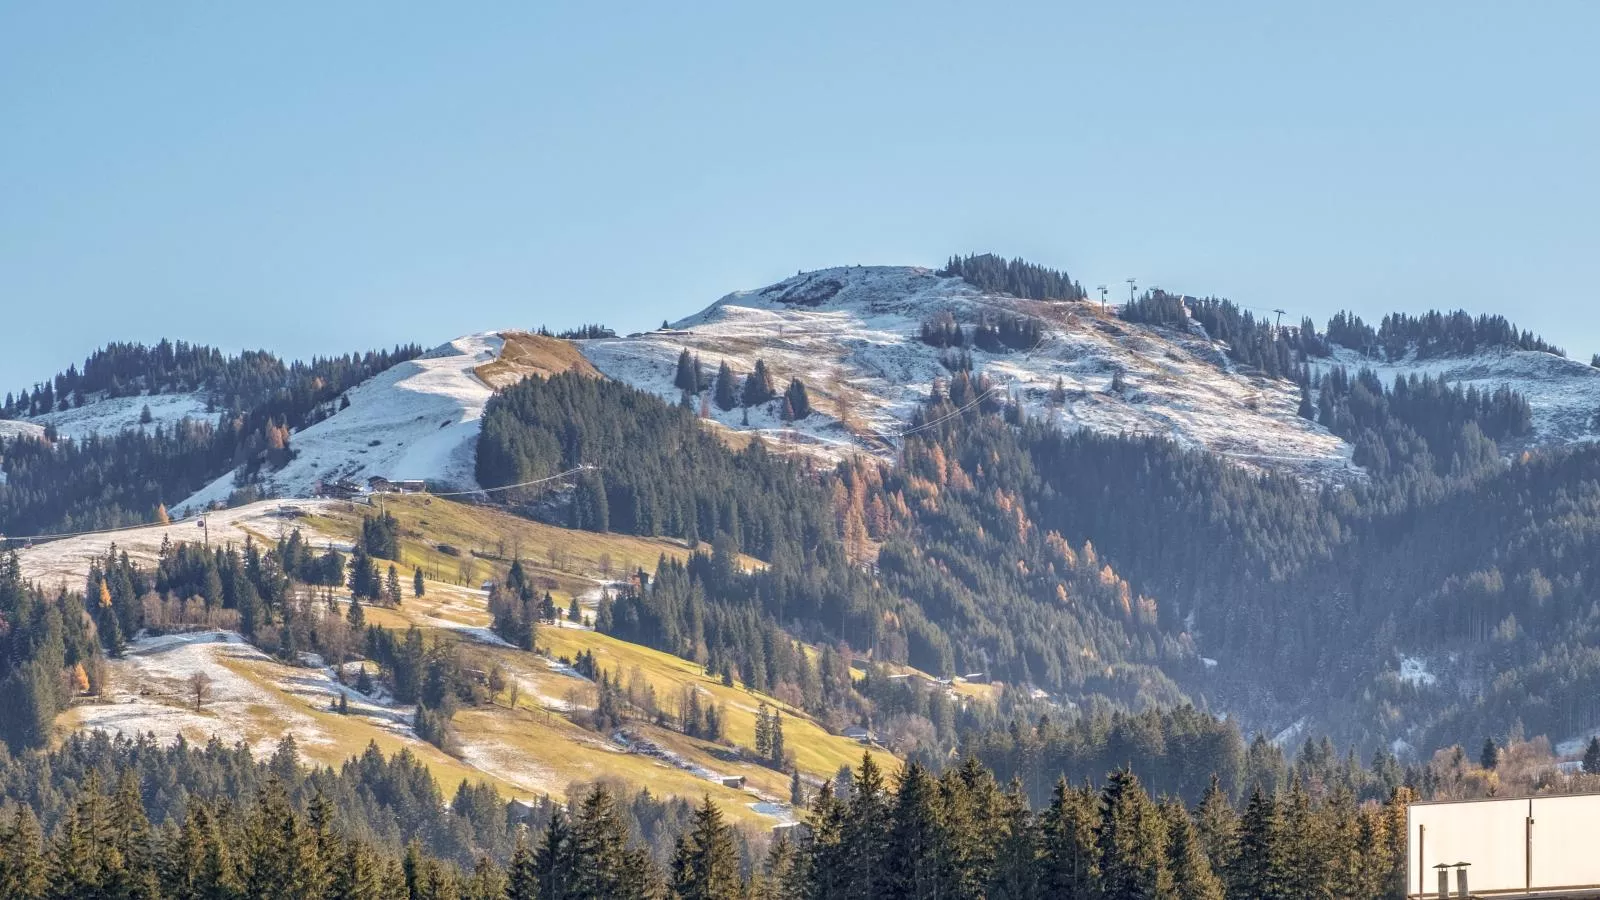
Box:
[0,420,46,442]
[580,266,1359,480]
[30,391,212,441]
[175,334,504,514]
[1311,345,1600,447]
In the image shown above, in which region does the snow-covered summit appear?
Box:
[584,265,1359,480]
[175,333,505,514]
[678,265,969,324]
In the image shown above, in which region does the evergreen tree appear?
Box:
[1193,774,1238,881]
[386,564,402,607]
[1232,787,1288,900]
[1039,778,1098,897]
[0,806,47,900]
[414,566,426,599]
[670,796,741,900]
[714,362,739,412]
[783,379,811,420]
[839,753,891,899]
[1584,737,1600,775]
[506,835,539,900]
[533,808,576,900]
[1096,768,1173,900]
[987,780,1038,900]
[674,349,697,394]
[755,703,772,758]
[1164,799,1224,900]
[883,762,951,900]
[1481,737,1500,770]
[741,360,776,407]
[571,784,654,900]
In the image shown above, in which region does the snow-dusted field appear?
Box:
[1311,345,1600,449]
[72,630,328,755]
[15,497,343,591]
[29,392,212,442]
[177,334,505,513]
[581,266,1360,480]
[0,419,46,442]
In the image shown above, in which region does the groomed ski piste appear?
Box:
[175,333,506,515]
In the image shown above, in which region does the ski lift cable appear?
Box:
[427,464,596,498]
[893,316,1054,440]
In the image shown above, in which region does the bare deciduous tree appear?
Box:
[188,671,213,710]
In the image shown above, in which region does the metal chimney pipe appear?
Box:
[1455,863,1471,898]
[1436,865,1450,898]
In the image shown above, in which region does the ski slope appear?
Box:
[176,334,505,514]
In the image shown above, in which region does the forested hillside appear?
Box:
[0,341,420,536]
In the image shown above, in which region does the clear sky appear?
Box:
[2,1,1596,389]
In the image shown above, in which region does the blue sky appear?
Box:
[2,1,1596,389]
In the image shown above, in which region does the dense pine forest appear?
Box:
[473,357,1600,764]
[10,724,1587,900]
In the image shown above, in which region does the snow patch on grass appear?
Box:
[74,630,325,755]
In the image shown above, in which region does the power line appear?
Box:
[892,315,1054,440]
[425,461,595,496]
[0,514,203,546]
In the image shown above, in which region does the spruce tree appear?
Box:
[1232,786,1288,900]
[1481,737,1500,770]
[839,753,891,899]
[783,379,810,419]
[755,703,772,758]
[770,712,785,765]
[533,808,576,900]
[414,566,425,599]
[507,835,539,900]
[1193,774,1238,880]
[799,781,849,900]
[571,784,654,900]
[1039,778,1098,897]
[106,770,160,900]
[987,780,1038,900]
[1096,768,1173,900]
[741,360,775,407]
[714,362,739,411]
[884,762,951,899]
[672,349,694,393]
[670,795,741,900]
[1164,799,1224,900]
[1584,737,1600,775]
[0,805,47,900]
[386,564,402,607]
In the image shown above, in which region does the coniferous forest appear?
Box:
[7,281,1600,896]
[0,341,421,537]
